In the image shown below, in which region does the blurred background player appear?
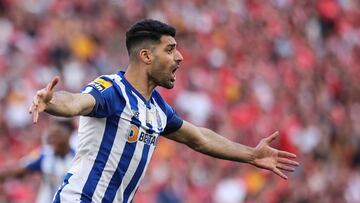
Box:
[0,120,75,203]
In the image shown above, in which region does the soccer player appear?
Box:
[29,19,299,203]
[0,120,75,203]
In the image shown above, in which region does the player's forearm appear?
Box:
[196,128,255,164]
[0,167,27,181]
[45,91,87,117]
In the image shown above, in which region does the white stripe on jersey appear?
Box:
[112,89,157,203]
[91,78,132,202]
[123,145,154,203]
[59,117,108,202]
[92,78,135,202]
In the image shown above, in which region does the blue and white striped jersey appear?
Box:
[53,71,183,203]
[24,146,75,203]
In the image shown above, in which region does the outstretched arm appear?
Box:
[29,76,96,123]
[166,121,299,179]
[0,166,28,182]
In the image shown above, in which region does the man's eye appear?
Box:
[167,49,173,54]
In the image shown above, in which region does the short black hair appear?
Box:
[125,19,176,57]
[55,120,74,134]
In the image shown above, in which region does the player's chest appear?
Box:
[120,102,165,133]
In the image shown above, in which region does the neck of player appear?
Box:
[124,64,156,101]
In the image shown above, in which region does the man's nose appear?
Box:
[175,50,184,62]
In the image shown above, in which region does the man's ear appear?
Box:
[139,49,152,64]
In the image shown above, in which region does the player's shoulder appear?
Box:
[40,145,55,157]
[26,147,43,160]
[99,73,121,81]
[86,74,121,93]
[151,89,173,113]
[151,89,165,104]
[94,74,118,85]
[21,146,48,165]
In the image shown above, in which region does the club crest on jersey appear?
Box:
[91,78,112,92]
[155,109,162,127]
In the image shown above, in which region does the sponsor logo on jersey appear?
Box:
[138,131,158,146]
[127,124,158,146]
[91,78,112,92]
[128,124,139,142]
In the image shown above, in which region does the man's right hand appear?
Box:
[29,76,59,123]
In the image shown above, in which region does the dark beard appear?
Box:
[149,59,175,89]
[148,69,174,89]
[151,73,174,89]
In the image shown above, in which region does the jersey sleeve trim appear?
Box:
[24,154,44,172]
[83,86,105,117]
[162,118,183,135]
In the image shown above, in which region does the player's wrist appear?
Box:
[241,146,256,165]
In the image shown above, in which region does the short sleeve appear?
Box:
[162,103,183,135]
[23,153,44,172]
[81,76,123,118]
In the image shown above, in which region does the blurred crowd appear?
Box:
[0,0,359,202]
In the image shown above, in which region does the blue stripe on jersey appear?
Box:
[118,71,151,107]
[53,173,73,203]
[102,80,141,202]
[102,142,137,203]
[121,77,141,125]
[80,114,123,202]
[24,154,44,172]
[152,91,183,135]
[122,144,150,203]
[151,91,167,115]
[123,111,154,203]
